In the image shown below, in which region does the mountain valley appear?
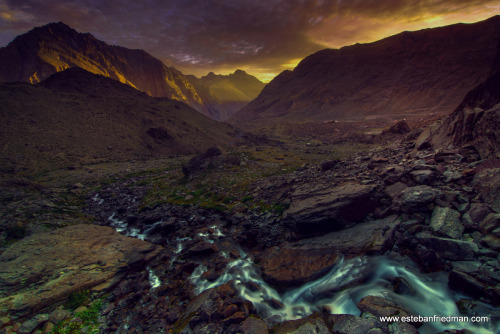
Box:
[0,16,500,334]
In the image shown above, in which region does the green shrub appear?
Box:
[64,290,90,310]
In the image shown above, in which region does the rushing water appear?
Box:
[107,212,498,334]
[190,253,499,334]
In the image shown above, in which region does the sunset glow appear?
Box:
[1,0,500,82]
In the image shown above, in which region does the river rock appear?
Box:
[410,170,435,185]
[381,165,406,184]
[385,182,408,201]
[449,261,481,274]
[0,224,162,318]
[257,247,339,291]
[392,276,416,296]
[479,213,500,235]
[18,314,49,334]
[239,317,268,334]
[449,270,500,304]
[175,282,252,333]
[283,182,378,238]
[273,314,329,334]
[398,185,443,211]
[429,206,464,239]
[327,314,387,334]
[415,232,478,261]
[257,216,400,290]
[463,203,492,230]
[478,213,500,250]
[482,232,500,251]
[472,168,500,212]
[357,295,412,318]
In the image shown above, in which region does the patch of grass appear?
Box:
[272,202,290,216]
[52,298,103,334]
[242,195,254,203]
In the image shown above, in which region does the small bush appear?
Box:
[5,225,28,240]
[64,290,90,310]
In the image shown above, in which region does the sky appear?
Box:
[1,0,500,82]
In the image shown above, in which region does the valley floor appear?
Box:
[0,126,499,334]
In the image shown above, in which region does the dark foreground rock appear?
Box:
[283,182,378,238]
[257,215,400,290]
[0,224,162,317]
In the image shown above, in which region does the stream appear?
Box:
[107,212,499,334]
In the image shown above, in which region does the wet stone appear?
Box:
[274,314,329,334]
[357,295,412,318]
[392,276,416,296]
[449,261,481,274]
[410,170,435,185]
[19,314,49,334]
[49,309,71,323]
[429,206,464,239]
[399,185,443,210]
[479,213,500,235]
[415,232,478,261]
[240,317,268,334]
[328,314,386,334]
[385,182,408,201]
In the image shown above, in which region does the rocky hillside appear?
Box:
[186,70,266,121]
[417,41,500,159]
[0,68,238,173]
[232,15,500,128]
[0,22,205,111]
[3,132,498,333]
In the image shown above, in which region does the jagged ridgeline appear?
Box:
[0,22,265,121]
[231,15,500,128]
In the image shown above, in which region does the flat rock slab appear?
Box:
[283,182,378,238]
[257,215,400,290]
[0,224,162,317]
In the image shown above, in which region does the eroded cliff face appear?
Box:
[232,16,500,128]
[418,41,500,159]
[0,22,204,111]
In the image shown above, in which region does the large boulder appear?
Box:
[256,247,340,291]
[283,182,378,238]
[0,224,162,317]
[182,146,241,180]
[415,232,478,261]
[382,119,411,135]
[429,206,464,239]
[396,185,443,213]
[257,216,400,290]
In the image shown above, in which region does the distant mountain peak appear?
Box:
[187,69,266,120]
[0,21,205,114]
[28,21,88,39]
[232,69,247,75]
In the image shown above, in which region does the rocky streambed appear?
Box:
[1,139,499,333]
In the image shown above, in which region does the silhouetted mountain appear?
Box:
[186,70,265,120]
[0,68,238,173]
[231,16,500,128]
[0,22,206,111]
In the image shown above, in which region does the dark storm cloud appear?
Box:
[1,0,499,80]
